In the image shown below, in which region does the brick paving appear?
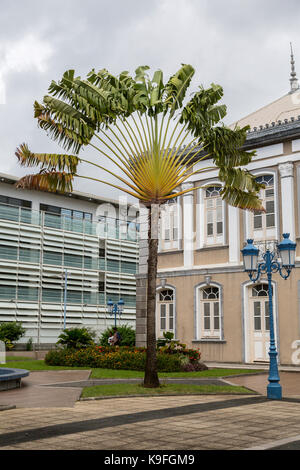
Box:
[0,369,300,450]
[1,395,300,450]
[228,371,300,398]
[0,370,91,408]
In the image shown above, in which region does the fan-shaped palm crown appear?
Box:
[15,64,264,211]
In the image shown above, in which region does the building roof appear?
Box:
[231,91,300,131]
[231,44,300,131]
[0,171,121,207]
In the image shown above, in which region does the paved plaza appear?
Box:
[0,369,300,450]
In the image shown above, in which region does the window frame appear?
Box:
[159,197,182,252]
[195,282,223,341]
[197,182,226,249]
[245,170,279,242]
[156,285,176,338]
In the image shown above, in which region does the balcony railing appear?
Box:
[0,203,139,242]
[0,246,137,274]
[0,288,136,307]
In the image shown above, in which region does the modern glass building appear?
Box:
[0,173,139,347]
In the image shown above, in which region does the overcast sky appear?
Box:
[1,0,300,200]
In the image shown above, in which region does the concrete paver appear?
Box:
[228,371,300,397]
[0,370,91,408]
[1,369,300,450]
[0,394,300,450]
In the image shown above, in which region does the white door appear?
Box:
[249,284,271,362]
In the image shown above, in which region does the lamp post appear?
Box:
[63,269,68,330]
[54,270,68,330]
[241,234,296,400]
[107,298,124,327]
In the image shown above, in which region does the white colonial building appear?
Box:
[136,52,300,366]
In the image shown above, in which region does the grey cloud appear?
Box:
[1,0,300,198]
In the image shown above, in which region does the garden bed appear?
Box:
[44,345,206,373]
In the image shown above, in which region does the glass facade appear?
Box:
[0,197,138,344]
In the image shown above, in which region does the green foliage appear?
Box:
[99,325,136,347]
[45,346,183,372]
[156,332,206,370]
[15,63,264,389]
[156,331,176,347]
[26,337,33,351]
[0,322,26,350]
[45,344,205,373]
[15,64,264,211]
[56,327,96,350]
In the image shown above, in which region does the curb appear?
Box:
[79,391,259,401]
[221,371,267,379]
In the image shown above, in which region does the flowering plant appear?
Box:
[45,344,199,372]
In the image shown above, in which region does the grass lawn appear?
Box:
[1,359,260,397]
[6,356,34,361]
[0,359,91,371]
[81,383,255,398]
[89,368,262,379]
[0,359,262,377]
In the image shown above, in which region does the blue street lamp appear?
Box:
[241,234,296,400]
[107,298,124,327]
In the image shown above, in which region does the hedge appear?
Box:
[45,346,185,372]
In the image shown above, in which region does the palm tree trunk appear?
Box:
[143,203,160,388]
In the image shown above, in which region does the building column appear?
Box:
[182,182,194,268]
[278,162,295,241]
[228,205,240,264]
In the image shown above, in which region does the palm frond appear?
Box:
[180,83,226,139]
[16,171,74,193]
[15,144,80,173]
[16,64,262,211]
[164,64,195,116]
[221,185,265,212]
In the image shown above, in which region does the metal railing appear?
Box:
[0,203,139,241]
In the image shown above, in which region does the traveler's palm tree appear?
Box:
[15,64,264,387]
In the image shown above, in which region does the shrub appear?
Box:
[45,345,182,371]
[157,332,202,364]
[156,331,175,348]
[0,322,26,350]
[26,337,33,351]
[99,325,136,347]
[56,327,96,349]
[45,345,201,373]
[181,361,208,372]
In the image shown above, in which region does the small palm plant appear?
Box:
[15,64,264,387]
[56,327,96,349]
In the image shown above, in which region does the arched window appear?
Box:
[203,185,224,246]
[159,198,181,251]
[253,175,275,230]
[198,285,222,339]
[248,174,277,242]
[156,287,175,337]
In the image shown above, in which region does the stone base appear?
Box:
[0,378,21,391]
